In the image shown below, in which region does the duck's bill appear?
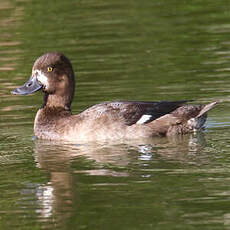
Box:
[11,76,42,95]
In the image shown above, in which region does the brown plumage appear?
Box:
[12,52,217,142]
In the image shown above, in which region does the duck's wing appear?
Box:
[82,100,189,126]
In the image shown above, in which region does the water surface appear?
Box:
[1,0,230,229]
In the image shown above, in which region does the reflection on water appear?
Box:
[31,133,209,224]
[33,141,74,223]
[34,132,208,166]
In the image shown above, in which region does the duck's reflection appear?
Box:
[33,132,207,222]
[34,141,75,222]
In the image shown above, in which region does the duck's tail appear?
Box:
[187,101,218,131]
[196,101,217,118]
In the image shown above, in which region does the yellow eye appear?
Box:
[47,67,53,72]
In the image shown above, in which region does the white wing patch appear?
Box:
[34,69,49,86]
[136,114,152,124]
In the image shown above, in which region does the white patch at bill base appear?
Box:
[34,69,49,86]
[136,114,152,124]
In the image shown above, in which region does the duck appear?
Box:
[12,52,217,142]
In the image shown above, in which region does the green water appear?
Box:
[1,0,230,229]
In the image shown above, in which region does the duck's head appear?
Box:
[12,52,75,109]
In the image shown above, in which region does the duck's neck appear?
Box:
[42,93,72,112]
[35,93,72,132]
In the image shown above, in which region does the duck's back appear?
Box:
[80,100,188,125]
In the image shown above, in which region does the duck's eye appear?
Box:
[47,67,53,72]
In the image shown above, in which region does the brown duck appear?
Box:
[12,52,217,142]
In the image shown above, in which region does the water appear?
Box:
[1,0,230,229]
